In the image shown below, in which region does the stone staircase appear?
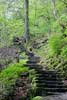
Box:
[24,51,67,96]
[36,70,67,96]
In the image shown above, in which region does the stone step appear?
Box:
[36,74,62,78]
[36,70,61,74]
[26,60,39,63]
[41,92,61,95]
[36,87,67,92]
[36,76,62,80]
[37,76,62,80]
[28,56,40,61]
[36,77,62,82]
[35,90,61,96]
[36,90,67,96]
[37,73,62,76]
[36,74,63,79]
[24,64,41,67]
[37,84,67,88]
[36,82,64,85]
[24,64,42,69]
[36,72,62,78]
[36,79,62,82]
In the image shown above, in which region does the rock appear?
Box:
[0,46,20,70]
[41,93,67,100]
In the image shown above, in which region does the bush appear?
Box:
[61,46,67,60]
[53,14,67,34]
[48,34,62,56]
[0,60,29,99]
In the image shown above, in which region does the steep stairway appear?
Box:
[24,51,67,96]
[36,70,67,96]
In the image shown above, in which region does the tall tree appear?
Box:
[24,0,30,42]
[51,0,57,20]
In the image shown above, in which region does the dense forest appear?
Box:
[0,0,67,100]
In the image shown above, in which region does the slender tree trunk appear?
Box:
[51,0,57,20]
[24,0,30,42]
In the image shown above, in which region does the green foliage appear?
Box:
[0,0,67,47]
[0,0,67,98]
[0,60,28,98]
[47,55,67,79]
[32,96,42,100]
[47,34,67,79]
[48,34,63,56]
[48,34,67,59]
[29,69,37,99]
[61,46,67,60]
[53,14,67,33]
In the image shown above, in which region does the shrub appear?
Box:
[53,14,67,34]
[0,60,28,99]
[61,46,67,60]
[48,34,62,56]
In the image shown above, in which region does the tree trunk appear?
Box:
[24,0,30,42]
[51,0,57,20]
